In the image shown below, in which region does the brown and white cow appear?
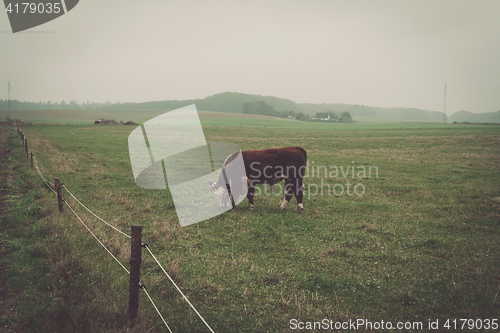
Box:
[209,146,307,212]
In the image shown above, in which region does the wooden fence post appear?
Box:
[54,178,63,212]
[24,139,28,159]
[30,152,33,168]
[129,225,143,326]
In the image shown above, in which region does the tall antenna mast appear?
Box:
[443,82,446,123]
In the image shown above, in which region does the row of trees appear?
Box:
[0,99,112,110]
[242,101,302,119]
[312,111,354,123]
[242,101,354,123]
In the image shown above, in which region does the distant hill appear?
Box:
[87,92,450,122]
[1,91,498,123]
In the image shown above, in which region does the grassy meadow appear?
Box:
[2,114,500,332]
[0,108,477,129]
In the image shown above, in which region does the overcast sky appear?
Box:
[1,0,499,114]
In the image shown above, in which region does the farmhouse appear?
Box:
[314,112,331,120]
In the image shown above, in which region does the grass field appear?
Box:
[1,108,489,130]
[2,115,500,332]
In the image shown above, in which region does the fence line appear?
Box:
[17,126,215,333]
[62,184,132,239]
[18,129,171,331]
[62,198,171,331]
[32,153,57,194]
[32,154,52,186]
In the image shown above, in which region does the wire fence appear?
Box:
[15,125,215,333]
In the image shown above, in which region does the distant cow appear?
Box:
[209,146,307,212]
[94,120,101,124]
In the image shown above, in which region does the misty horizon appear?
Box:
[3,91,500,124]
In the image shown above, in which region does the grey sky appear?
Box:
[1,0,499,114]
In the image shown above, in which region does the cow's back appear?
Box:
[241,146,307,181]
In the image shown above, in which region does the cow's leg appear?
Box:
[280,180,294,210]
[247,184,255,209]
[226,183,236,209]
[295,178,304,213]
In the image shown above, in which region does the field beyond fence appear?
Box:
[2,120,500,332]
[2,109,497,130]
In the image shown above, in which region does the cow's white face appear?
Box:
[208,182,230,207]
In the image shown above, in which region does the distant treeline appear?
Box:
[242,100,300,120]
[311,111,354,123]
[2,91,499,123]
[0,99,115,111]
[241,101,354,123]
[449,110,500,123]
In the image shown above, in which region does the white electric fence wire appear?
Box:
[145,246,216,333]
[31,153,46,181]
[141,286,173,333]
[64,200,130,274]
[62,184,131,239]
[33,160,48,186]
[32,155,57,195]
[35,165,55,194]
[32,154,52,186]
[34,162,53,190]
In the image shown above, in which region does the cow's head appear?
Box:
[208,181,230,207]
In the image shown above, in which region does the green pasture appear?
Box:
[2,120,500,332]
[1,109,490,130]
